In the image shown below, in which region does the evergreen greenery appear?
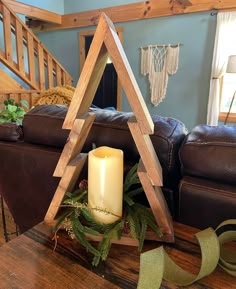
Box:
[53,164,162,266]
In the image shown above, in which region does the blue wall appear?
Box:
[23,1,217,129]
[19,0,64,14]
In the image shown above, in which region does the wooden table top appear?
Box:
[0,222,235,289]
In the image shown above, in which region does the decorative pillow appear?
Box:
[0,123,22,141]
[35,85,75,106]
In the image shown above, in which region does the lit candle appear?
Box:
[88,146,123,224]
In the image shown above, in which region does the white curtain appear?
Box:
[207,12,236,125]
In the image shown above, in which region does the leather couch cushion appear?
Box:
[23,105,69,147]
[179,125,236,185]
[0,123,22,141]
[0,141,61,232]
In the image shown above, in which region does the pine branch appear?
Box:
[138,218,147,252]
[92,220,125,266]
[64,189,88,204]
[125,205,140,238]
[126,187,144,198]
[81,207,117,232]
[71,213,100,257]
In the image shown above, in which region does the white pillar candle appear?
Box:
[88,146,123,224]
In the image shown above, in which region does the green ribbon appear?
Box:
[137,219,236,289]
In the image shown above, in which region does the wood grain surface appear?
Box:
[0,222,235,289]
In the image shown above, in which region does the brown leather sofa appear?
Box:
[0,105,187,232]
[178,125,236,229]
[0,105,235,233]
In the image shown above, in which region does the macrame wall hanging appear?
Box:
[140,44,182,106]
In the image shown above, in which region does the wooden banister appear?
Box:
[0,90,40,108]
[0,0,73,92]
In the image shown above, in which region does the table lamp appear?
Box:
[224,55,236,124]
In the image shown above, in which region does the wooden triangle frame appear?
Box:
[44,13,174,243]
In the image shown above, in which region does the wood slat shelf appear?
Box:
[45,13,174,244]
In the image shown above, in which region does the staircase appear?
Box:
[0,0,73,106]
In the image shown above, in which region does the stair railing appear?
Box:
[0,0,73,91]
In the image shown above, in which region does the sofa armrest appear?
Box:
[0,123,22,142]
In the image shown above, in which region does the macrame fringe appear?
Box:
[141,44,180,106]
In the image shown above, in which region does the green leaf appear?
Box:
[7,104,17,113]
[0,118,9,123]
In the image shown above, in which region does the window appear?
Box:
[219,73,236,123]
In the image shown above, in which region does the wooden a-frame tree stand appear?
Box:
[44,13,174,243]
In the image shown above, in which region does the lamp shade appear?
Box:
[226,55,236,73]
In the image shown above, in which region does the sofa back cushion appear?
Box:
[179,125,236,185]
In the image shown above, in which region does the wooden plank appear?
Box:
[1,221,235,289]
[180,0,236,13]
[137,160,174,242]
[56,64,62,86]
[65,73,73,86]
[63,15,108,129]
[44,153,87,224]
[47,54,53,88]
[0,89,40,94]
[54,113,96,177]
[26,32,36,86]
[30,0,236,32]
[4,0,62,24]
[0,90,39,107]
[128,116,162,186]
[2,5,13,63]
[85,227,172,246]
[37,44,45,90]
[15,19,25,75]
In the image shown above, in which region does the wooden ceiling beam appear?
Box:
[3,0,62,24]
[5,0,236,33]
[32,0,236,33]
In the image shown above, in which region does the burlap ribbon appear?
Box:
[137,219,236,289]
